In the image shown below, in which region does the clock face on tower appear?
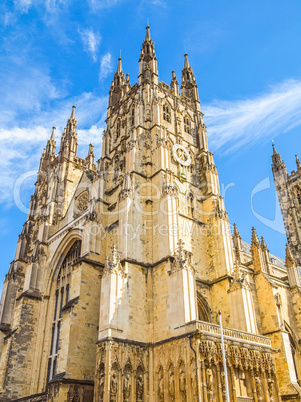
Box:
[172,144,191,167]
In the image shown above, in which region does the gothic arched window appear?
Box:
[163,104,171,123]
[184,116,190,134]
[197,294,210,322]
[116,119,121,138]
[47,240,81,383]
[296,187,301,205]
[187,192,194,218]
[131,107,135,126]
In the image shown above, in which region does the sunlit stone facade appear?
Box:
[0,27,300,402]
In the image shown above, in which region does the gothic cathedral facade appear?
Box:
[0,27,301,402]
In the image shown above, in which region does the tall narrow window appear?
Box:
[131,108,135,126]
[184,116,190,134]
[296,187,301,205]
[48,240,81,382]
[116,119,121,138]
[163,104,171,123]
[187,193,194,218]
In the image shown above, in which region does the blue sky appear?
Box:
[0,0,301,286]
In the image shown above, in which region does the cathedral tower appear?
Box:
[0,26,300,402]
[272,144,301,265]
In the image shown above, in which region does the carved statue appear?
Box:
[179,369,186,401]
[206,368,214,401]
[158,373,164,402]
[168,370,175,401]
[110,372,118,402]
[255,373,262,401]
[123,373,131,401]
[136,373,144,401]
[267,376,274,402]
[99,372,105,402]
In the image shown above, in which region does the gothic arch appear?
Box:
[197,292,211,322]
[46,229,82,295]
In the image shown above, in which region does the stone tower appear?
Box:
[272,144,301,265]
[0,26,301,402]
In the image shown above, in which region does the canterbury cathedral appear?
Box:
[1,26,301,402]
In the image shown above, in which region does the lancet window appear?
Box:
[184,116,190,134]
[47,240,81,383]
[187,192,194,218]
[296,186,301,205]
[116,119,121,138]
[131,107,135,126]
[163,104,171,123]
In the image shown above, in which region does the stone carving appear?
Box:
[168,367,175,402]
[136,373,144,401]
[68,384,81,402]
[123,373,131,401]
[267,375,275,402]
[120,174,133,200]
[179,363,186,401]
[162,171,178,198]
[206,368,214,401]
[110,371,118,402]
[75,190,89,213]
[103,244,127,277]
[158,367,164,402]
[99,363,105,402]
[170,239,194,274]
[255,373,262,401]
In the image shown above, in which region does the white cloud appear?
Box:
[88,0,121,11]
[14,0,33,13]
[99,53,113,81]
[203,79,301,154]
[79,29,101,62]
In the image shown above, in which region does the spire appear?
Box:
[271,142,287,175]
[251,227,260,247]
[117,57,123,74]
[261,236,268,250]
[138,25,158,85]
[233,223,241,238]
[184,53,190,69]
[232,223,242,262]
[296,155,301,170]
[70,105,76,120]
[86,143,95,170]
[109,57,126,107]
[145,25,151,41]
[181,53,199,103]
[60,106,78,159]
[50,126,56,141]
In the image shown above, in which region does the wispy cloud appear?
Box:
[79,29,101,62]
[14,0,33,13]
[99,53,113,81]
[88,0,121,11]
[203,79,301,153]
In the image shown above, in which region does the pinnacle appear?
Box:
[272,142,278,155]
[70,105,76,120]
[184,53,190,69]
[117,57,123,74]
[233,223,240,237]
[50,126,56,141]
[145,25,151,41]
[296,155,301,170]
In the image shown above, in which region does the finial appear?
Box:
[50,126,56,140]
[184,53,190,69]
[233,223,240,237]
[296,155,301,170]
[145,24,151,41]
[117,56,123,73]
[70,105,76,120]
